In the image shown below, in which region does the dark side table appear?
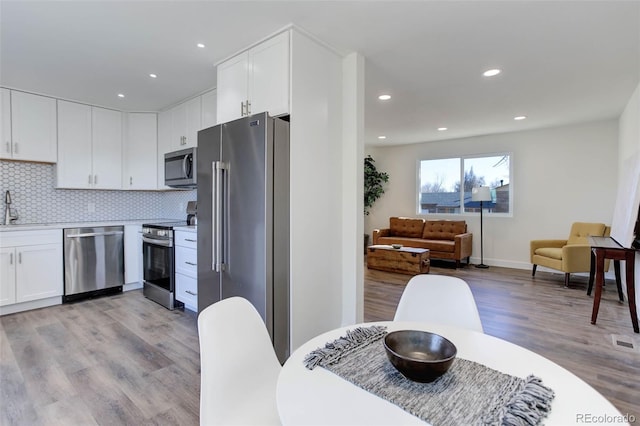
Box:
[587,236,638,333]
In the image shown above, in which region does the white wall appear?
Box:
[366,119,619,270]
[616,82,640,311]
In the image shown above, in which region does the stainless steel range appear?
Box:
[142,221,188,310]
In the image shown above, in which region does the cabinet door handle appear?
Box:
[94,175,98,185]
[185,238,196,242]
[13,142,18,154]
[18,252,22,264]
[5,142,10,153]
[246,100,251,115]
[130,176,133,185]
[185,261,196,266]
[9,252,13,265]
[241,101,245,116]
[88,175,92,185]
[186,290,197,296]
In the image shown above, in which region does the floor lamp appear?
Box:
[472,186,492,269]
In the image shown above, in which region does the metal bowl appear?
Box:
[391,244,403,249]
[383,330,457,383]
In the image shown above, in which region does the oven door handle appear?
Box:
[142,236,173,247]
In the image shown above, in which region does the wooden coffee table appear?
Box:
[367,245,430,275]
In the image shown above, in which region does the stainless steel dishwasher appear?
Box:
[63,226,124,302]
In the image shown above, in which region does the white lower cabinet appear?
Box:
[124,225,143,288]
[175,228,197,311]
[0,230,63,312]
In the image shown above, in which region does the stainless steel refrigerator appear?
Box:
[197,112,290,362]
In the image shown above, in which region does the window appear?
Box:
[418,154,511,215]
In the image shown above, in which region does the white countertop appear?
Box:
[0,219,180,232]
[174,225,197,233]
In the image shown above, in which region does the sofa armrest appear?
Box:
[562,244,593,272]
[454,232,473,259]
[372,228,390,245]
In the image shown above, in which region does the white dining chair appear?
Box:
[198,297,282,426]
[393,274,484,333]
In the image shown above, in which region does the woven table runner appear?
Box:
[304,326,554,426]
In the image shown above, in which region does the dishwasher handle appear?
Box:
[66,231,124,238]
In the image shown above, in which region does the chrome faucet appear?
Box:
[4,190,18,225]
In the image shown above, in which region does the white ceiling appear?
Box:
[1,1,638,146]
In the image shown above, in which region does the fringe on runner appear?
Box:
[490,375,555,426]
[303,325,387,370]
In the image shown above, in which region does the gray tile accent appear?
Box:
[1,160,196,224]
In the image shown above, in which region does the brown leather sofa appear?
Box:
[372,217,473,268]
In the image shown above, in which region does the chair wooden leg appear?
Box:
[532,264,537,277]
[564,273,570,288]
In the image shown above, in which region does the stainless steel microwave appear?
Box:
[164,147,196,188]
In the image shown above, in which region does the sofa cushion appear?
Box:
[422,220,467,240]
[389,217,425,238]
[376,237,456,253]
[535,247,563,260]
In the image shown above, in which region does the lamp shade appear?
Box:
[471,186,492,202]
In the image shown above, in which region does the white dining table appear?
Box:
[276,321,625,425]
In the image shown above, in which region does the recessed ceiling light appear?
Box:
[438,127,448,131]
[378,94,391,101]
[117,93,125,98]
[149,73,157,78]
[197,43,206,48]
[514,115,527,121]
[483,69,502,77]
[378,136,386,139]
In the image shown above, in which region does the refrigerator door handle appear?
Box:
[213,161,225,272]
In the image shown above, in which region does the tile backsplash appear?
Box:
[1,160,196,224]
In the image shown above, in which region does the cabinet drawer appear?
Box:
[175,230,197,250]
[175,246,197,277]
[176,273,197,311]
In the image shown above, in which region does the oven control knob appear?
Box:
[158,230,166,237]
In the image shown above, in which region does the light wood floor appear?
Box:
[1,263,639,425]
[366,261,640,421]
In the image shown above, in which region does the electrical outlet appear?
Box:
[88,202,95,213]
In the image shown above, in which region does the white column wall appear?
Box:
[341,52,365,325]
[289,29,345,351]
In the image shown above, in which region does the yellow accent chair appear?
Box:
[530,222,610,288]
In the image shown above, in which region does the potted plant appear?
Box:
[364,155,389,252]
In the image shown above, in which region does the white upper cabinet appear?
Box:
[217,31,290,124]
[201,89,217,130]
[217,53,249,123]
[56,101,122,189]
[169,96,201,150]
[157,109,172,189]
[123,112,157,190]
[56,100,92,188]
[92,107,123,189]
[1,90,57,163]
[1,88,11,159]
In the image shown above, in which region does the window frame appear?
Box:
[416,152,513,218]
